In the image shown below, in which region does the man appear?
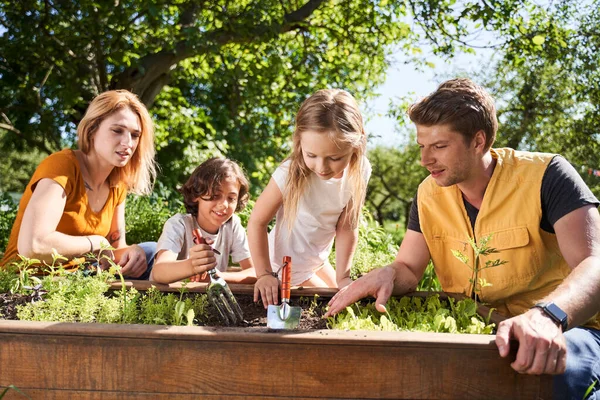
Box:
[325,78,600,399]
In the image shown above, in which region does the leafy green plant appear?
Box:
[583,380,597,400]
[125,183,185,244]
[452,235,507,302]
[338,209,399,279]
[328,294,495,334]
[138,287,208,326]
[0,192,18,256]
[0,384,30,399]
[418,262,442,292]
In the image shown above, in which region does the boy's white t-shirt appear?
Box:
[268,158,371,285]
[154,213,251,276]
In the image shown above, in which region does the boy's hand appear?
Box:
[189,240,217,276]
[254,273,279,308]
[189,271,209,282]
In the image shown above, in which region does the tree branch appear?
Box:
[110,0,326,106]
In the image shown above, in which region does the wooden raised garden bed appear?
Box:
[0,282,552,399]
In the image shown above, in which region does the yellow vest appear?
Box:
[418,148,600,329]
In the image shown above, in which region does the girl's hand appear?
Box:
[254,273,279,308]
[189,242,217,276]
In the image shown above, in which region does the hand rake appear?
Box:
[192,228,244,325]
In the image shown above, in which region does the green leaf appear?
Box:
[532,35,545,45]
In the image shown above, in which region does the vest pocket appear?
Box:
[479,226,542,302]
[483,226,529,250]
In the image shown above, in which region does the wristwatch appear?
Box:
[533,302,568,332]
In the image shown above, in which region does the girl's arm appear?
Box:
[247,178,283,307]
[218,258,257,284]
[152,245,217,284]
[18,178,110,262]
[334,206,359,289]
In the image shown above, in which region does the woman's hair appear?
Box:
[181,157,250,216]
[77,90,157,195]
[407,78,498,150]
[283,89,367,229]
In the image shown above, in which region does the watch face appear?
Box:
[546,303,568,322]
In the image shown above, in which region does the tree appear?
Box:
[366,143,427,226]
[479,0,600,194]
[0,0,560,192]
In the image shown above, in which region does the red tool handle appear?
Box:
[192,228,207,245]
[281,256,292,300]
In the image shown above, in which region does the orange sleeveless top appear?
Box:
[1,149,127,265]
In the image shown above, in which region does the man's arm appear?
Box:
[495,205,600,375]
[324,229,431,317]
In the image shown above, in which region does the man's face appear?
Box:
[416,124,480,187]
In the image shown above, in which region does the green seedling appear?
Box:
[0,384,31,399]
[583,380,597,400]
[451,234,507,303]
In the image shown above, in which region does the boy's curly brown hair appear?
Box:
[180,158,250,216]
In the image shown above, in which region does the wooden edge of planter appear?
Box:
[109,280,340,297]
[0,319,499,349]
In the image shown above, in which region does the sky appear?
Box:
[364,46,495,148]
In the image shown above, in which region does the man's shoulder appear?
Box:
[494,148,555,167]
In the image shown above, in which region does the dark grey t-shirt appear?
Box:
[408,156,599,233]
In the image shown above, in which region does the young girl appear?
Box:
[248,89,371,307]
[151,158,256,284]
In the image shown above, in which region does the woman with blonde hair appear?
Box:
[248,88,371,307]
[1,90,157,278]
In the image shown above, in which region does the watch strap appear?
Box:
[533,302,568,332]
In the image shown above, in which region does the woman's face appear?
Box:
[91,107,141,168]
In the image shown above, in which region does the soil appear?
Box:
[0,292,34,320]
[203,294,330,330]
[0,291,331,330]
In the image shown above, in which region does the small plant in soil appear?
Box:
[1,254,495,334]
[327,294,495,334]
[451,234,507,303]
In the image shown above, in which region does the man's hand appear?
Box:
[117,244,148,278]
[324,266,396,318]
[495,308,567,375]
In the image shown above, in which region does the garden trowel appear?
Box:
[267,256,301,330]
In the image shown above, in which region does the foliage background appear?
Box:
[1,0,600,267]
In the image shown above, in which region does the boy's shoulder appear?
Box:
[225,213,242,228]
[164,213,195,228]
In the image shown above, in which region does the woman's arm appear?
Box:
[334,206,358,289]
[18,178,110,262]
[247,178,282,307]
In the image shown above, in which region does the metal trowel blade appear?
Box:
[267,304,301,330]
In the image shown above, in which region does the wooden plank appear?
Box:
[0,390,309,400]
[0,321,552,399]
[110,281,340,297]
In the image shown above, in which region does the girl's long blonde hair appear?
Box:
[283,89,367,229]
[77,90,157,195]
